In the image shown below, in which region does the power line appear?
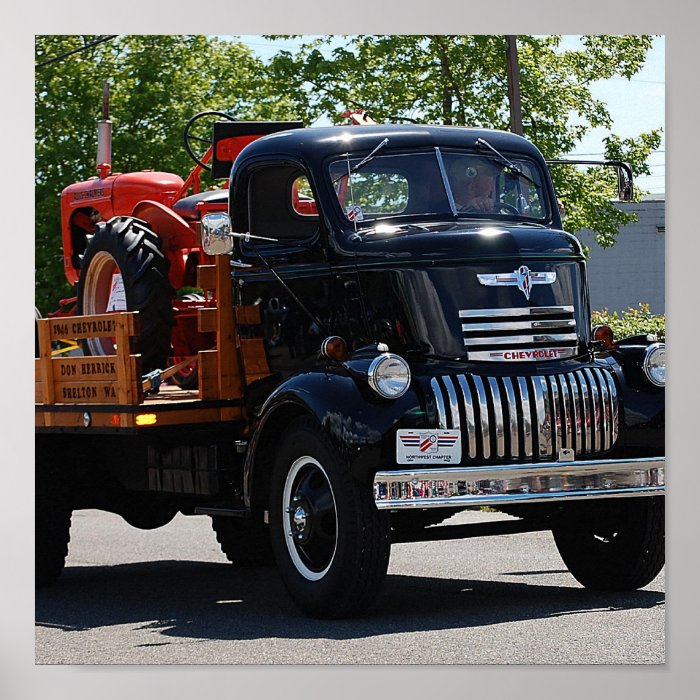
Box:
[36,35,118,69]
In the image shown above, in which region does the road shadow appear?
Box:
[35,558,664,642]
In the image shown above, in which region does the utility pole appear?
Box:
[505,35,524,135]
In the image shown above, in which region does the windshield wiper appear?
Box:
[332,137,389,184]
[476,137,540,189]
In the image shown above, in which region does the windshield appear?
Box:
[329,149,549,226]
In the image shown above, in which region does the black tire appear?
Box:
[553,497,665,591]
[211,513,274,567]
[36,466,72,587]
[77,216,173,373]
[269,417,391,619]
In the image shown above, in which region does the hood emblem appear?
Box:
[477,266,556,300]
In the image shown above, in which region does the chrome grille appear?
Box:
[430,367,618,461]
[460,306,578,362]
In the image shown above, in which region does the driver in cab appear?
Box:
[453,159,500,213]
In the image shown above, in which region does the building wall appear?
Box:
[575,199,665,315]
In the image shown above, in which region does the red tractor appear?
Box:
[57,108,303,386]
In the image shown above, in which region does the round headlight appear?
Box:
[642,342,665,387]
[367,353,411,399]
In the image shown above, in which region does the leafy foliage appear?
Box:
[35,35,293,313]
[36,34,663,313]
[592,303,665,342]
[265,34,661,246]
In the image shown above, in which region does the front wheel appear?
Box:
[269,417,391,618]
[553,496,665,590]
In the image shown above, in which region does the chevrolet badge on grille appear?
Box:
[477,266,556,300]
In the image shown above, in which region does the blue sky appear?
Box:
[234,35,665,195]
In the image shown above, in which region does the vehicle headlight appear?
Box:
[367,353,411,398]
[642,342,665,387]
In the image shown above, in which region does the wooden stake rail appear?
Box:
[35,256,256,429]
[35,312,143,408]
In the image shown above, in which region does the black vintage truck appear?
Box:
[36,118,665,619]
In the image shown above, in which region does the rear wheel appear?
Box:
[36,463,72,587]
[211,513,274,567]
[553,497,665,590]
[77,216,173,373]
[269,417,391,618]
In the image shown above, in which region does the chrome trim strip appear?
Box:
[467,348,578,362]
[517,376,533,457]
[373,457,665,510]
[462,319,575,332]
[487,377,506,458]
[530,376,548,457]
[430,377,448,430]
[549,375,562,456]
[456,375,477,459]
[472,375,491,459]
[583,368,600,453]
[567,372,581,453]
[441,375,461,429]
[459,306,575,318]
[603,368,619,446]
[577,371,591,453]
[594,368,611,451]
[501,376,519,458]
[557,374,572,450]
[465,333,578,346]
[477,271,557,286]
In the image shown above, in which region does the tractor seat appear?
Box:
[172,189,229,221]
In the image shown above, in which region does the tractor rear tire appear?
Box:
[77,216,173,373]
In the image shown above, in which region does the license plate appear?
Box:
[396,430,462,465]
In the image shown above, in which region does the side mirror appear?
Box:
[200,213,234,255]
[546,159,634,202]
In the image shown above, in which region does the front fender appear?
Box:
[599,350,665,457]
[244,368,428,507]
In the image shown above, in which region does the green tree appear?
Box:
[35,34,292,313]
[265,34,661,246]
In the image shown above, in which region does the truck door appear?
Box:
[232,163,332,385]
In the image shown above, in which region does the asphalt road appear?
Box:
[35,508,664,665]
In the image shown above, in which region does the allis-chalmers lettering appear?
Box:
[72,187,105,201]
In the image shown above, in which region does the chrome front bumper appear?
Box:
[373,457,664,510]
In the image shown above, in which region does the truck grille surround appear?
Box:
[430,367,618,462]
[460,305,579,362]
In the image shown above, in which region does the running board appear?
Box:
[193,506,250,517]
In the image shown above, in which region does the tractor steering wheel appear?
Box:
[183,111,236,171]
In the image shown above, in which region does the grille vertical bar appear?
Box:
[501,377,519,458]
[430,377,447,430]
[517,376,533,457]
[442,376,461,429]
[430,367,618,463]
[471,375,491,459]
[456,375,477,459]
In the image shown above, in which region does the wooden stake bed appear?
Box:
[36,258,252,433]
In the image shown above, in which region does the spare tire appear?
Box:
[77,216,174,373]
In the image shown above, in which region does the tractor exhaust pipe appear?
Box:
[96,81,112,179]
